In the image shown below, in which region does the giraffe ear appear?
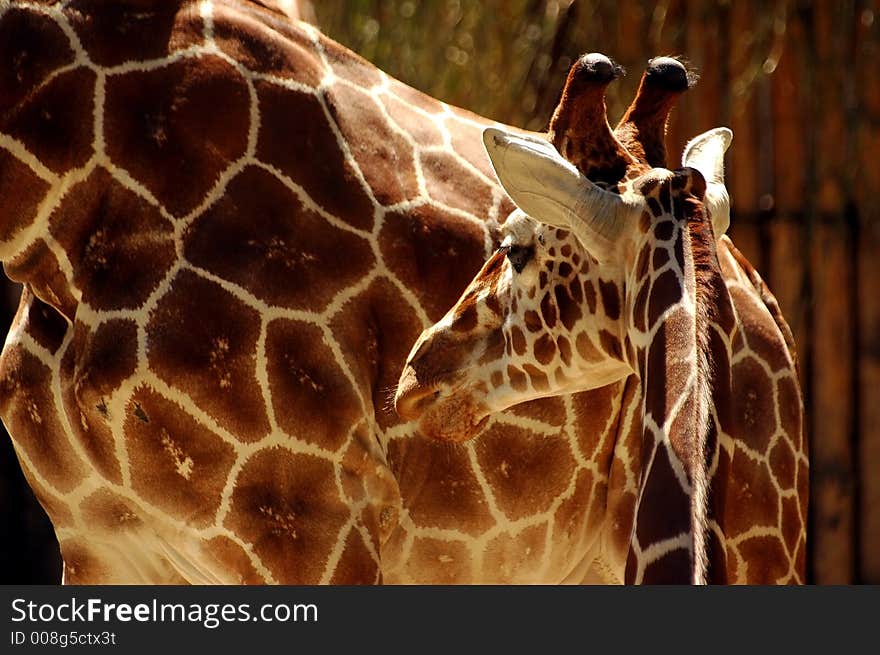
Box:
[682,127,733,237]
[482,127,632,261]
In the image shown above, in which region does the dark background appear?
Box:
[1,0,877,584]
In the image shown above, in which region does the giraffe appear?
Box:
[395,54,808,584]
[0,0,804,584]
[0,0,615,585]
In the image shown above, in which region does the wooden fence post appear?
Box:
[855,0,880,584]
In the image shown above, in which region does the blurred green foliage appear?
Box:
[312,0,784,131]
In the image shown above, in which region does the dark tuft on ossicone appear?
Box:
[646,56,697,92]
[570,53,626,86]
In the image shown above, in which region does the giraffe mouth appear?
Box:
[395,363,492,442]
[414,393,491,443]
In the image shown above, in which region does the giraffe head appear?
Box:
[395,54,732,444]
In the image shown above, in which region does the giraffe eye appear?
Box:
[505,245,534,273]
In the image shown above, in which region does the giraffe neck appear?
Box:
[624,176,734,584]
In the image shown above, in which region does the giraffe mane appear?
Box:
[683,194,722,584]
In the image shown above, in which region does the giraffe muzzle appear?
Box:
[394,364,491,442]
